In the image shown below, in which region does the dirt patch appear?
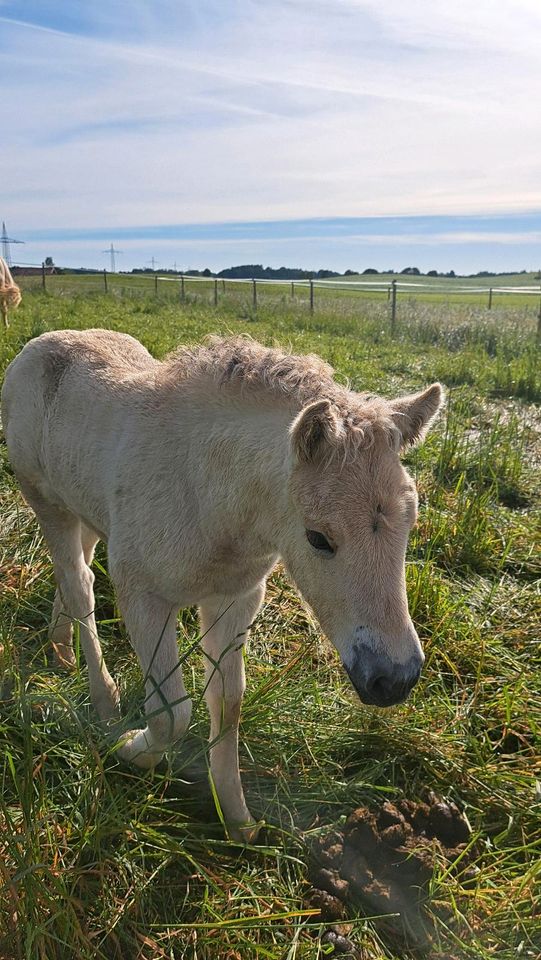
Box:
[308,792,474,955]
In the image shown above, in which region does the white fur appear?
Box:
[1,330,443,841]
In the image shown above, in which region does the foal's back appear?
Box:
[1,329,159,519]
[4,327,156,399]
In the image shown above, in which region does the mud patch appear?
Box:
[308,793,473,954]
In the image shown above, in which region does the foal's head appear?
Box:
[282,383,444,708]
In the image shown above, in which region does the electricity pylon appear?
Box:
[102,243,122,273]
[1,222,24,266]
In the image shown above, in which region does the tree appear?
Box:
[362,268,379,275]
[427,270,438,277]
[316,269,340,279]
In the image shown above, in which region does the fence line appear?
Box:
[120,272,541,304]
[18,265,541,332]
[20,266,541,295]
[138,274,541,294]
[150,274,541,294]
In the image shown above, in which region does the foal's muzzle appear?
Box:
[344,644,423,708]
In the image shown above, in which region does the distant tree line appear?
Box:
[132,264,342,280]
[129,264,535,280]
[19,261,536,280]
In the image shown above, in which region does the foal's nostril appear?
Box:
[344,643,423,707]
[367,674,392,699]
[365,670,413,705]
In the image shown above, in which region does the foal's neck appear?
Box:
[205,397,294,542]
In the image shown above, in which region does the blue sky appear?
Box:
[2,1,541,273]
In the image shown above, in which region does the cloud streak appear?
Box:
[14,213,541,275]
[1,1,541,270]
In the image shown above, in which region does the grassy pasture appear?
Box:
[16,269,541,313]
[0,288,540,960]
[338,271,541,287]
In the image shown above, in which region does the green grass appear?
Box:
[17,268,541,312]
[0,289,540,959]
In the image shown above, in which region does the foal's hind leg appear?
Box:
[20,483,120,721]
[113,590,192,769]
[200,582,266,842]
[49,589,76,668]
[50,524,99,669]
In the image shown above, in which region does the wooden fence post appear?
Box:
[488,287,493,309]
[537,295,541,343]
[390,279,397,334]
[252,279,257,310]
[291,281,295,299]
[214,278,218,307]
[222,279,226,293]
[41,261,46,291]
[309,279,314,313]
[180,276,185,302]
[154,274,158,296]
[103,269,108,293]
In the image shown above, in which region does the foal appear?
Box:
[0,257,21,328]
[2,331,443,840]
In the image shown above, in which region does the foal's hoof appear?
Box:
[115,729,165,769]
[227,819,264,845]
[52,642,77,670]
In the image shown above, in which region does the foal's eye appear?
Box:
[306,529,335,555]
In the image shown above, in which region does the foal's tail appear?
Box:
[0,258,22,329]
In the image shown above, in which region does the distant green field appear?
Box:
[1,289,540,960]
[340,270,541,287]
[16,268,541,312]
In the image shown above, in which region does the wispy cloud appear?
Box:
[14,214,541,275]
[1,1,541,270]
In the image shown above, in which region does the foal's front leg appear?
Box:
[115,590,192,769]
[199,582,265,843]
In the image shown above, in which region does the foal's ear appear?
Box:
[390,383,445,448]
[290,398,343,464]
